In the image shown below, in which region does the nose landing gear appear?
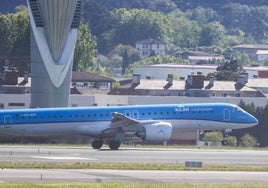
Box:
[221,129,232,146]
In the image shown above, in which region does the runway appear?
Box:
[0,146,268,166]
[0,146,268,183]
[1,169,268,184]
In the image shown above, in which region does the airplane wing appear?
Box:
[110,112,140,128]
[105,112,173,142]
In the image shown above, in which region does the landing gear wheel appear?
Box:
[91,140,103,149]
[108,140,121,150]
[221,129,231,146]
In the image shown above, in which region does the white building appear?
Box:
[135,38,166,56]
[133,64,268,80]
[256,50,268,62]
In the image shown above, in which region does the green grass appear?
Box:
[0,162,267,172]
[0,183,267,188]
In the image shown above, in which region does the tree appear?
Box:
[0,6,30,74]
[187,6,219,24]
[109,44,141,74]
[233,52,256,66]
[109,9,174,49]
[220,3,251,32]
[240,133,257,147]
[227,136,238,147]
[250,6,268,42]
[97,0,177,14]
[73,24,98,72]
[199,22,226,46]
[96,54,122,76]
[203,131,223,144]
[0,14,15,72]
[8,6,30,75]
[215,58,244,81]
[173,17,201,48]
[82,0,113,54]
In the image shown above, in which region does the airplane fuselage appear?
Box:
[0,103,258,149]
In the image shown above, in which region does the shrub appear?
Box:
[240,133,257,147]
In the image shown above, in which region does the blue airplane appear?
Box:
[0,103,258,150]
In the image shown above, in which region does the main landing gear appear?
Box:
[91,140,121,150]
[91,140,103,149]
[221,129,232,146]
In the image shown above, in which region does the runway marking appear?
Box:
[31,156,97,160]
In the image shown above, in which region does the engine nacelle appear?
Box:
[137,121,173,142]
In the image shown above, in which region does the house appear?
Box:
[188,56,223,64]
[109,74,266,98]
[232,44,268,62]
[135,38,166,56]
[133,64,268,80]
[174,51,223,64]
[71,71,115,94]
[256,50,268,62]
[0,71,116,95]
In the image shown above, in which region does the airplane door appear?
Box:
[223,108,230,121]
[4,115,12,128]
[124,110,139,119]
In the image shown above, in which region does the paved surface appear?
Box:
[0,169,268,183]
[0,146,268,166]
[0,146,268,183]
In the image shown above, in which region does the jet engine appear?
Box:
[136,121,173,141]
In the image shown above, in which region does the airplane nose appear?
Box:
[250,115,258,126]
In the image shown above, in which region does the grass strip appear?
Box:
[0,162,267,172]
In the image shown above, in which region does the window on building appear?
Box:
[222,93,227,97]
[8,103,25,107]
[99,83,110,90]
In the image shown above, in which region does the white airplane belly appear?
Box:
[0,121,109,137]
